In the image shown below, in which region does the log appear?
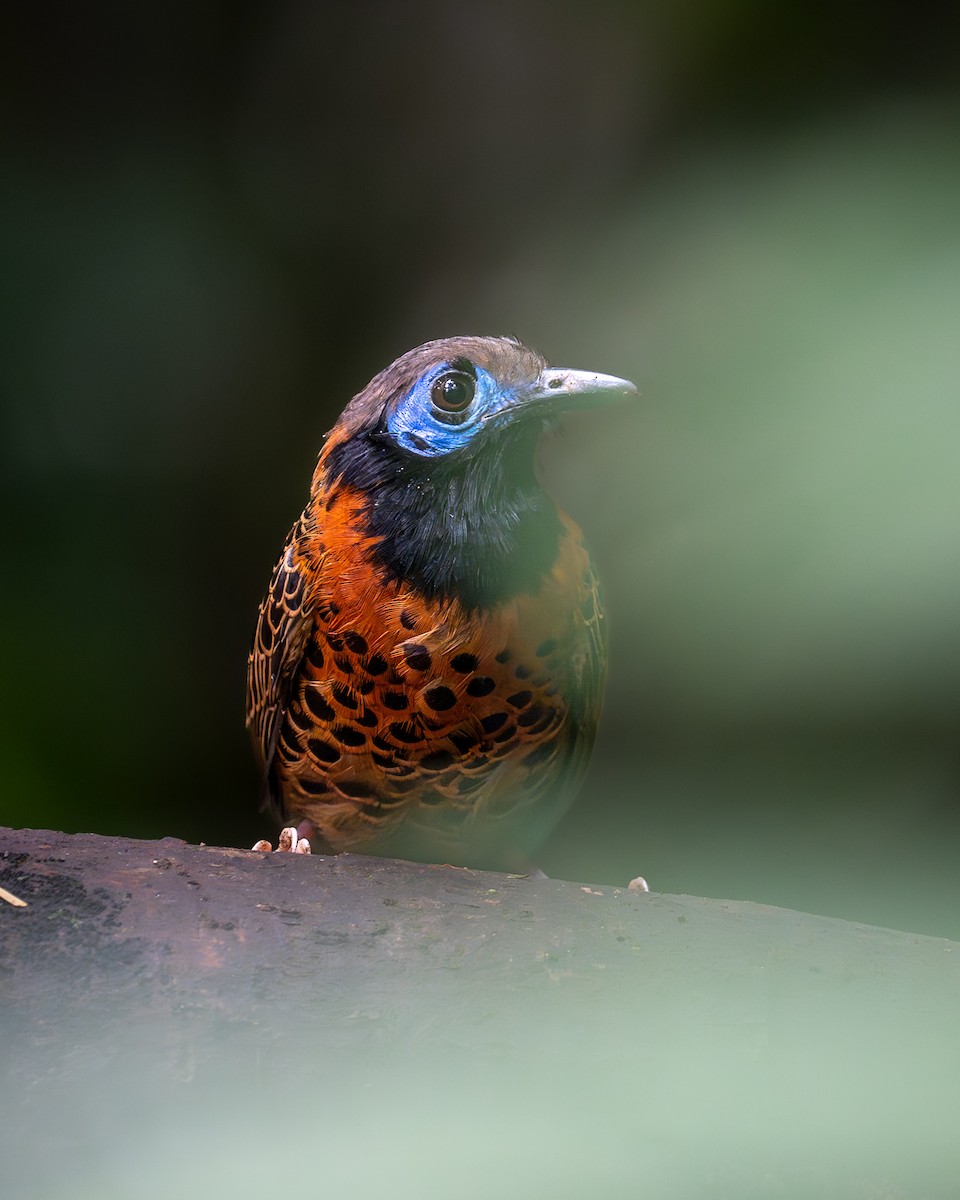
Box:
[1,825,958,1198]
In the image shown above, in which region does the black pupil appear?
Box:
[432,372,474,413]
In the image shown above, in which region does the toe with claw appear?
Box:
[252,824,313,855]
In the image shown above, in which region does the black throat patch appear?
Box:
[324,428,563,611]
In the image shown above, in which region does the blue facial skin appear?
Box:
[387,364,515,458]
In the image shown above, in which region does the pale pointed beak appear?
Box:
[528,366,639,411]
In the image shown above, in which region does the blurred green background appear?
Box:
[3,1,959,936]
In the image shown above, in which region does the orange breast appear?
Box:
[268,486,605,870]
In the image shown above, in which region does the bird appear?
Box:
[245,335,637,872]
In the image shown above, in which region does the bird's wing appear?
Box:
[245,528,314,817]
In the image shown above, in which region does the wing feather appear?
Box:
[245,528,314,816]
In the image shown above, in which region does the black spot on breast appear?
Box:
[308,738,341,763]
[364,654,388,676]
[516,704,545,728]
[357,678,374,695]
[319,601,341,621]
[462,754,489,772]
[343,631,368,654]
[325,632,344,651]
[535,638,557,658]
[495,648,512,664]
[300,778,331,795]
[334,656,354,674]
[481,712,508,734]
[466,676,495,698]
[419,788,446,806]
[450,652,479,673]
[507,690,532,709]
[400,609,417,630]
[306,643,325,670]
[514,663,531,680]
[424,685,456,712]
[287,706,313,734]
[332,725,366,747]
[356,708,379,728]
[388,763,417,780]
[337,780,377,800]
[332,683,358,710]
[303,690,335,723]
[525,708,556,735]
[404,645,432,671]
[421,749,455,772]
[456,776,486,796]
[382,690,408,710]
[390,722,423,744]
[491,721,517,744]
[381,791,408,807]
[448,729,479,754]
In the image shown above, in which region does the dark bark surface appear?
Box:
[2,825,958,1199]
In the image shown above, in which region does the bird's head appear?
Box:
[318,336,637,609]
[330,335,636,464]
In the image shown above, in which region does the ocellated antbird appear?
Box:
[246,336,636,871]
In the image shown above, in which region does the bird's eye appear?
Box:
[430,371,475,418]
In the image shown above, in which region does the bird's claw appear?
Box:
[252,826,312,854]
